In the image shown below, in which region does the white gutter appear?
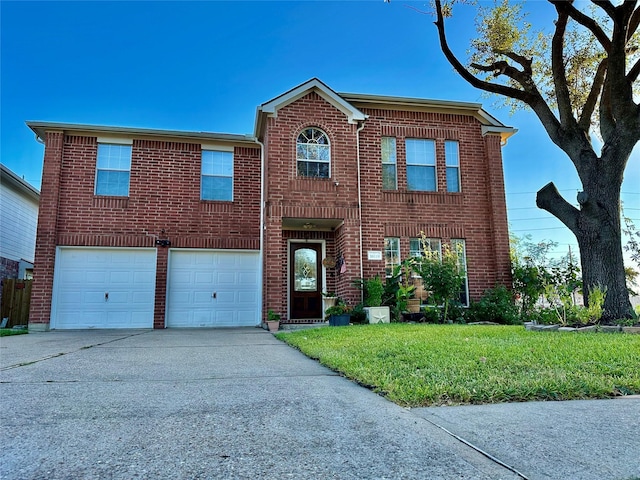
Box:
[356,121,366,301]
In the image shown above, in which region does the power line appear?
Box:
[511,227,570,232]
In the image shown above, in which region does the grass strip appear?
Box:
[0,328,28,337]
[277,324,640,406]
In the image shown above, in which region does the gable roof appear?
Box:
[254,78,516,144]
[1,164,40,202]
[254,78,368,140]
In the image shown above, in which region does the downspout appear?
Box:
[355,121,366,301]
[255,137,265,325]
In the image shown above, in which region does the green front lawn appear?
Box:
[276,324,640,406]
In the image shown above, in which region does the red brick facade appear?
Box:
[29,130,261,329]
[262,90,512,322]
[28,79,513,329]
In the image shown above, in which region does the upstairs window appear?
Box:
[445,140,461,192]
[201,150,233,201]
[381,137,397,190]
[297,128,330,178]
[406,139,436,191]
[95,143,132,196]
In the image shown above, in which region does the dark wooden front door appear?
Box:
[290,243,323,319]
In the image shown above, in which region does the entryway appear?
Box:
[289,242,323,319]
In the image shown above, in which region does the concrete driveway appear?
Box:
[1,328,638,480]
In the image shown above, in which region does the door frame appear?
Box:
[287,239,326,320]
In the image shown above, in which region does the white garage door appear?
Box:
[167,250,260,327]
[52,248,157,329]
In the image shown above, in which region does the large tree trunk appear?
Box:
[537,155,634,322]
[577,212,632,322]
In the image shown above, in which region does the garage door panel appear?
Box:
[239,272,259,285]
[53,248,156,329]
[217,272,236,285]
[194,271,214,285]
[167,250,260,328]
[193,291,214,303]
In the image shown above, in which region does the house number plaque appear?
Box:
[367,251,383,261]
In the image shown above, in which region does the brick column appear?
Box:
[153,247,168,328]
[29,130,64,331]
[485,134,512,288]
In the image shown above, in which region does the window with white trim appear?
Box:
[95,143,132,196]
[381,137,397,190]
[451,238,469,306]
[445,140,461,192]
[410,237,441,260]
[201,150,233,201]
[296,128,330,178]
[406,139,436,191]
[384,237,400,277]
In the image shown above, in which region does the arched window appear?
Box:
[296,128,330,178]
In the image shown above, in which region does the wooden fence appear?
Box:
[1,279,32,328]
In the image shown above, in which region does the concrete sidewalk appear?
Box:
[1,328,638,480]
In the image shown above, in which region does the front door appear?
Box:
[290,243,323,319]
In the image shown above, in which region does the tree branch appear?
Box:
[628,57,640,83]
[599,73,616,141]
[494,49,533,75]
[579,58,607,131]
[551,7,577,129]
[591,0,617,20]
[548,0,611,51]
[433,0,571,153]
[433,0,530,102]
[536,182,581,234]
[469,60,532,86]
[628,4,640,41]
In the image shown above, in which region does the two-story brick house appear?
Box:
[27,78,515,330]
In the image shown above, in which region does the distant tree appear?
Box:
[431,0,639,320]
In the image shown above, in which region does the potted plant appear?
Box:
[362,276,390,324]
[325,299,351,326]
[266,310,280,332]
[322,291,338,313]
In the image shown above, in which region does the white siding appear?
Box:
[0,183,38,263]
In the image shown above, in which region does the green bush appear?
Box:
[527,307,560,325]
[468,285,520,324]
[350,304,368,324]
[421,306,441,323]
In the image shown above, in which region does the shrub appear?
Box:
[421,306,441,323]
[413,238,466,323]
[350,303,368,324]
[468,285,520,325]
[365,276,384,307]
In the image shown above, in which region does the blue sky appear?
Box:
[1,1,638,264]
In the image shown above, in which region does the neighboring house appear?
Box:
[27,78,515,331]
[0,164,40,303]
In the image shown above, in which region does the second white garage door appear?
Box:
[166,250,260,327]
